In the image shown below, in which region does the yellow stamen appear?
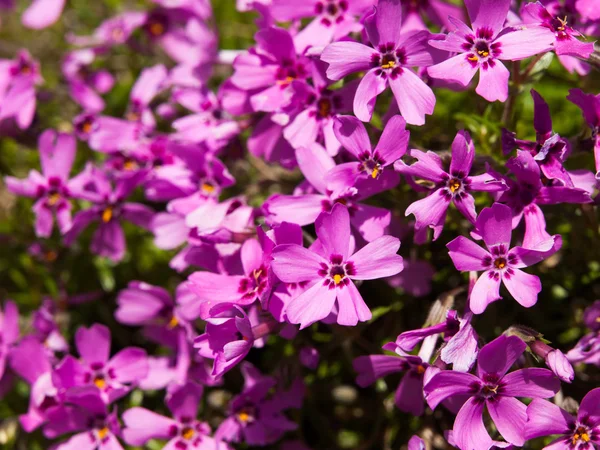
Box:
[168,316,179,328]
[381,60,396,69]
[202,182,215,193]
[253,269,263,280]
[448,178,461,193]
[181,427,194,440]
[97,427,109,439]
[149,22,165,36]
[468,55,479,62]
[81,120,93,133]
[494,258,507,270]
[277,76,295,86]
[102,207,113,223]
[416,365,426,375]
[123,159,137,171]
[371,166,380,179]
[572,427,590,445]
[477,50,489,57]
[333,274,343,285]
[94,376,106,389]
[238,412,250,423]
[596,316,600,322]
[48,192,61,206]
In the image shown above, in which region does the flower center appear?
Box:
[238,266,268,299]
[168,316,179,329]
[102,207,113,223]
[317,98,332,118]
[237,406,255,424]
[448,178,461,193]
[149,21,165,37]
[482,384,498,396]
[111,27,125,42]
[81,119,94,133]
[494,257,507,269]
[97,427,109,440]
[93,375,106,389]
[181,427,194,440]
[380,53,397,70]
[47,192,61,206]
[123,158,137,171]
[201,182,216,194]
[572,426,591,445]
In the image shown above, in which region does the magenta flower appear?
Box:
[525,388,600,449]
[567,88,600,178]
[321,0,435,124]
[270,204,403,328]
[576,0,600,20]
[125,64,168,129]
[395,130,506,240]
[400,0,466,31]
[447,202,562,314]
[194,306,255,378]
[64,167,154,262]
[52,324,149,403]
[62,49,114,113]
[264,143,396,242]
[0,50,42,129]
[283,62,358,156]
[502,89,574,186]
[427,0,554,102]
[43,388,123,450]
[0,300,19,383]
[521,1,595,60]
[424,335,560,449]
[270,0,373,52]
[327,114,408,190]
[186,238,268,319]
[123,382,226,450]
[354,350,428,416]
[215,363,303,446]
[5,130,82,237]
[21,0,66,29]
[230,26,309,114]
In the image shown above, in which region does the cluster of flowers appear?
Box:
[1,0,600,449]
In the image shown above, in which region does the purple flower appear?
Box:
[270,0,373,52]
[64,167,154,262]
[215,363,304,446]
[187,238,268,319]
[327,114,408,189]
[354,348,428,416]
[8,337,57,432]
[427,0,554,102]
[21,0,66,29]
[447,202,562,314]
[408,435,425,450]
[583,300,600,332]
[567,332,600,367]
[395,130,507,240]
[502,90,574,186]
[230,26,310,114]
[270,204,404,328]
[194,306,255,378]
[0,50,42,129]
[283,62,358,156]
[321,0,435,124]
[125,64,168,129]
[521,1,595,60]
[400,0,466,31]
[525,388,600,449]
[493,150,592,247]
[123,382,226,449]
[43,388,123,450]
[567,88,600,178]
[264,143,396,242]
[528,338,575,383]
[5,130,82,237]
[62,49,114,113]
[424,335,560,449]
[52,324,149,403]
[576,0,600,20]
[0,300,19,382]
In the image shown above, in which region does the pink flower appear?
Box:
[270,204,403,328]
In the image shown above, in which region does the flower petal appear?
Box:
[315,203,351,260]
[353,68,388,122]
[75,324,111,366]
[271,244,326,283]
[469,270,502,314]
[495,26,554,61]
[427,54,478,87]
[465,0,510,35]
[321,41,375,80]
[122,407,177,446]
[502,268,541,308]
[487,396,527,446]
[452,396,494,450]
[389,68,435,126]
[333,115,372,159]
[348,236,403,280]
[374,115,409,164]
[476,60,509,102]
[525,399,574,440]
[447,236,490,271]
[477,202,513,249]
[501,368,560,398]
[336,281,371,326]
[286,281,337,329]
[423,370,479,410]
[477,335,526,379]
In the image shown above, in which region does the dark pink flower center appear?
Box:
[239,265,268,299]
[316,0,349,26]
[371,44,407,80]
[318,254,356,289]
[358,150,385,179]
[462,28,502,68]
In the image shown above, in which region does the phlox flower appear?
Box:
[427,0,554,102]
[424,335,560,450]
[395,130,506,241]
[525,388,600,449]
[321,0,436,124]
[5,130,85,237]
[270,204,403,328]
[21,0,66,29]
[447,202,561,314]
[567,88,600,178]
[123,382,227,450]
[399,0,466,31]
